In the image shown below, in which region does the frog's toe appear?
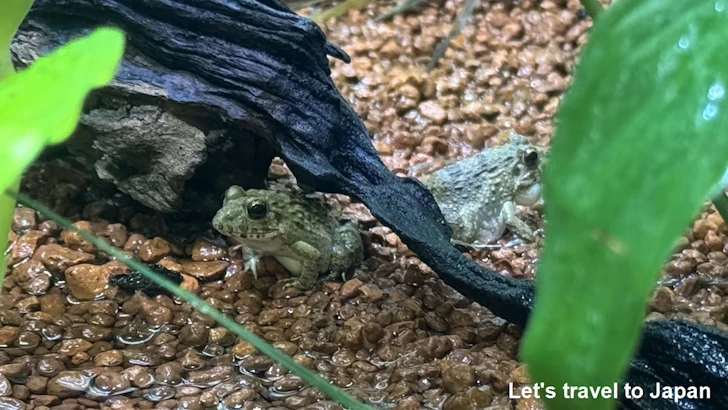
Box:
[280,278,300,287]
[243,260,258,281]
[502,237,525,248]
[471,241,503,250]
[323,270,345,283]
[281,277,316,291]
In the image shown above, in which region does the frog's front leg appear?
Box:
[500,201,535,241]
[241,247,262,281]
[463,240,504,250]
[278,241,321,290]
[324,222,363,282]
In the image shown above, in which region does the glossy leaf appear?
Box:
[522,1,728,410]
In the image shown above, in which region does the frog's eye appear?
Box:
[247,200,268,220]
[524,149,539,168]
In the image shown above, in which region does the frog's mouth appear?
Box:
[234,233,285,254]
[234,231,278,240]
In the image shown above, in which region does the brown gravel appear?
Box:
[4,175,532,410]
[4,1,726,410]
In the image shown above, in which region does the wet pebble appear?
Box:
[443,386,495,410]
[121,366,154,388]
[36,357,66,378]
[179,322,209,347]
[0,397,26,410]
[94,350,123,367]
[11,260,51,295]
[0,375,11,396]
[0,327,18,346]
[340,279,363,299]
[60,221,95,253]
[139,237,172,262]
[155,362,186,385]
[12,207,36,232]
[142,385,175,401]
[358,284,384,302]
[47,371,87,398]
[0,362,30,383]
[186,365,235,387]
[191,239,225,261]
[12,384,29,401]
[180,260,229,281]
[8,230,47,265]
[442,362,476,393]
[419,101,447,124]
[25,375,48,394]
[56,339,93,356]
[64,262,118,301]
[102,223,128,247]
[35,244,94,275]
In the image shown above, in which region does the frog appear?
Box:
[212,186,364,290]
[422,133,547,249]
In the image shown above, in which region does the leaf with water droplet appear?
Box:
[522,1,728,410]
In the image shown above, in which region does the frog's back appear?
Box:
[426,147,515,206]
[423,143,525,243]
[268,191,339,237]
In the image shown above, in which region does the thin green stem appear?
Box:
[8,190,375,410]
[0,180,19,290]
[309,0,370,23]
[580,0,604,19]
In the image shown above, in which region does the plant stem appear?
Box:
[712,191,728,224]
[309,0,370,23]
[0,180,19,290]
[580,0,604,19]
[8,189,375,410]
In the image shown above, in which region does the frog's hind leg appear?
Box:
[279,242,322,291]
[325,222,364,282]
[501,202,536,242]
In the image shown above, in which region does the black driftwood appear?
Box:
[15,1,728,409]
[18,0,533,325]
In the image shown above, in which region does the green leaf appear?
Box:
[0,0,34,78]
[521,2,728,410]
[0,27,125,292]
[10,190,375,410]
[0,27,125,192]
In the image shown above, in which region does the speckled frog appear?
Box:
[212,186,364,290]
[423,133,547,249]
